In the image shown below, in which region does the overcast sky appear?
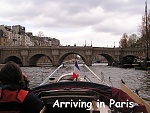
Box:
[0,0,148,47]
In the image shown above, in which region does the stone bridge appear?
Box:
[0,46,147,66]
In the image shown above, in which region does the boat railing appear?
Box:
[83,64,109,86]
[40,59,109,86]
[40,64,64,85]
[83,75,92,82]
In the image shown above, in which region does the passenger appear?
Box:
[0,61,43,113]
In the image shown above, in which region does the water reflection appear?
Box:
[138,71,150,102]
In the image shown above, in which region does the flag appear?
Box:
[72,61,80,80]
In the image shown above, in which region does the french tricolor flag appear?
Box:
[72,61,80,80]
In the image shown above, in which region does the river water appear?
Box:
[21,63,150,104]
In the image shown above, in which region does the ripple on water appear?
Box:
[21,65,150,104]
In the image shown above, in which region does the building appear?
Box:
[0,25,26,46]
[25,32,34,46]
[30,36,60,46]
[50,38,60,46]
[0,29,7,46]
[0,24,60,47]
[12,25,26,46]
[0,25,12,46]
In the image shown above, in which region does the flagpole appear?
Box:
[145,0,149,69]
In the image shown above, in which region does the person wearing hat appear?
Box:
[0,61,43,113]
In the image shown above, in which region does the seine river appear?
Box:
[21,63,150,104]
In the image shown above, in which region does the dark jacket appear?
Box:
[0,88,43,113]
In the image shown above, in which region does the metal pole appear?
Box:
[145,1,149,68]
[83,64,109,86]
[40,63,64,85]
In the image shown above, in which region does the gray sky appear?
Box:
[0,0,148,47]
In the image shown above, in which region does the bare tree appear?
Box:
[138,10,150,47]
[127,34,139,48]
[119,33,128,48]
[37,31,44,37]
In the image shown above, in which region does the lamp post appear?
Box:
[85,40,86,47]
[145,1,149,68]
[114,42,115,48]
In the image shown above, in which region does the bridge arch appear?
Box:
[93,53,115,66]
[29,54,52,66]
[122,55,139,65]
[59,52,86,65]
[4,56,22,65]
[0,46,145,66]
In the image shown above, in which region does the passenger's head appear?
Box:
[0,61,23,85]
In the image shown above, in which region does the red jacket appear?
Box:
[0,89,28,113]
